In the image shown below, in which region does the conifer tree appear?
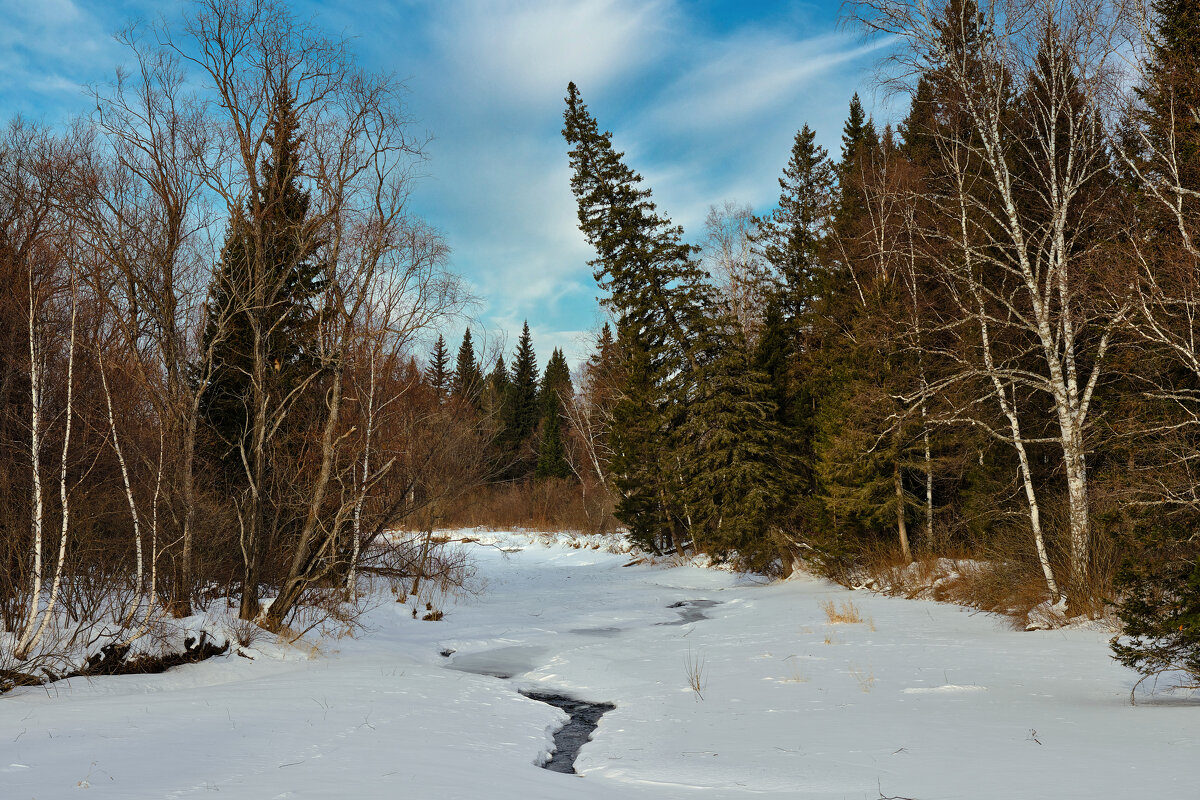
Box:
[427,334,451,401]
[197,87,326,618]
[563,83,707,373]
[833,93,879,244]
[484,355,511,413]
[681,320,798,572]
[563,82,710,554]
[494,321,540,478]
[1112,0,1200,685]
[509,322,540,439]
[535,406,571,480]
[535,348,573,480]
[754,124,835,322]
[539,348,573,418]
[199,87,325,484]
[450,329,483,406]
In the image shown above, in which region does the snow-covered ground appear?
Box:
[3,530,1198,799]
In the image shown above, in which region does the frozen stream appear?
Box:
[1,529,1198,799]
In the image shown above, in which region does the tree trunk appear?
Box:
[895,464,912,563]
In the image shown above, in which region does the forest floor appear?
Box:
[2,530,1198,799]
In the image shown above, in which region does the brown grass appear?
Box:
[436,478,617,534]
[821,599,864,624]
[848,664,876,693]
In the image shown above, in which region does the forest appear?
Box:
[3,0,1200,693]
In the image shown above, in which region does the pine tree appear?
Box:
[755,124,835,322]
[563,82,708,374]
[1136,0,1200,212]
[834,93,879,244]
[197,87,326,619]
[450,329,483,406]
[535,407,571,480]
[427,334,451,401]
[605,333,669,552]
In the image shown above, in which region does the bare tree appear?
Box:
[82,26,215,614]
[701,201,774,344]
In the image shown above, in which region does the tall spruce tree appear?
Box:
[200,89,325,471]
[563,82,710,554]
[754,124,835,322]
[535,348,573,480]
[496,321,540,478]
[539,348,573,418]
[427,334,451,401]
[450,329,483,406]
[681,319,798,572]
[484,355,511,415]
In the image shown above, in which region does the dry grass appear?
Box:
[685,649,707,699]
[821,599,864,624]
[782,655,809,683]
[848,663,876,693]
[436,478,618,535]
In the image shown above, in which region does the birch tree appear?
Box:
[852,0,1131,607]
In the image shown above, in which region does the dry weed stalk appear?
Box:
[685,649,706,700]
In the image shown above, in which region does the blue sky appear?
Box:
[0,0,890,367]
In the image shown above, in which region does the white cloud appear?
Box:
[427,0,677,109]
[645,31,892,136]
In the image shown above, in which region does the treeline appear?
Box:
[426,322,621,533]
[1,0,476,682]
[558,0,1200,682]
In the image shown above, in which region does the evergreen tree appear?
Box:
[563,83,708,373]
[589,323,618,378]
[681,320,797,572]
[1111,0,1200,686]
[199,87,325,480]
[1112,524,1200,684]
[509,322,540,439]
[754,124,835,323]
[535,406,571,480]
[484,355,511,414]
[427,334,451,401]
[196,87,326,618]
[494,321,540,478]
[535,348,573,480]
[1137,0,1200,213]
[834,93,879,244]
[605,333,669,552]
[539,348,573,418]
[563,82,710,554]
[450,329,483,406]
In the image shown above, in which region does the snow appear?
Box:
[3,529,1199,799]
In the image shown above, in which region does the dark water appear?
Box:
[520,691,616,775]
[659,599,720,625]
[568,626,622,637]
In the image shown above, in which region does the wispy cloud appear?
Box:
[0,0,886,367]
[426,0,677,110]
